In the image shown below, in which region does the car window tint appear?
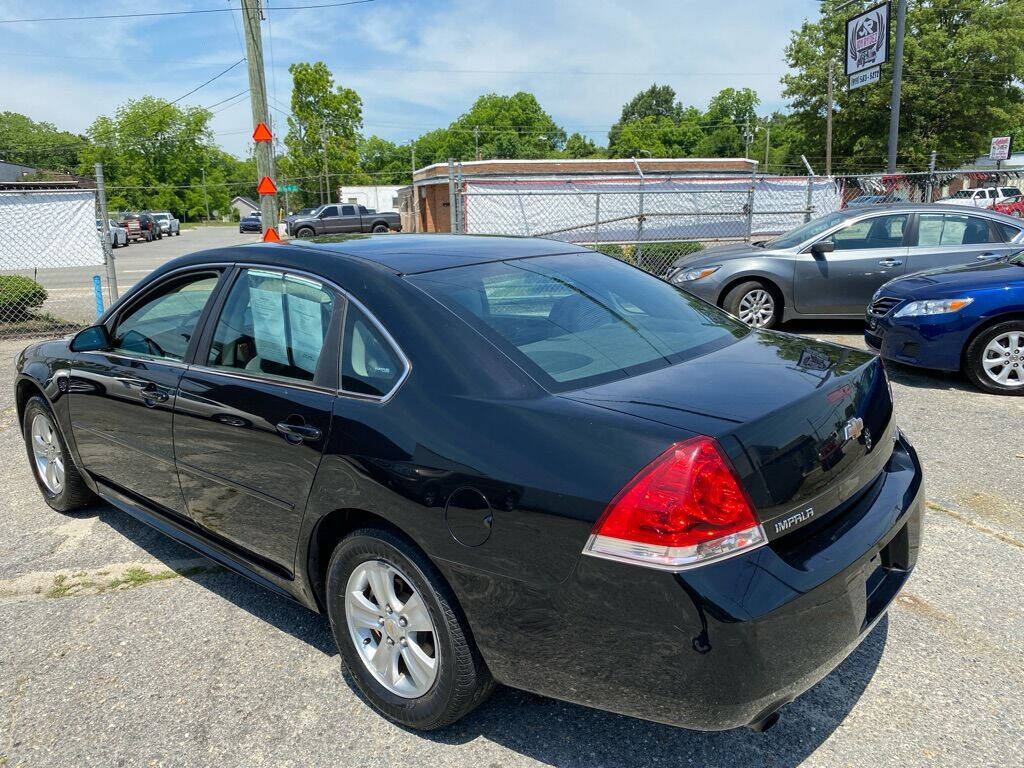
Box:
[342,205,356,215]
[341,305,404,397]
[996,222,1021,242]
[321,206,338,217]
[207,269,335,383]
[410,252,747,392]
[988,189,998,198]
[826,214,907,250]
[112,274,219,361]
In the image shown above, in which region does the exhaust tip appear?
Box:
[748,710,781,733]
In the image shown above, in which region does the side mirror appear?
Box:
[70,324,112,352]
[810,241,834,257]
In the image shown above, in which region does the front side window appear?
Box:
[341,305,404,397]
[321,206,338,217]
[916,214,997,246]
[207,269,335,383]
[112,273,220,361]
[822,214,908,250]
[765,211,846,249]
[410,252,747,392]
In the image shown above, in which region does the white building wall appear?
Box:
[335,185,404,213]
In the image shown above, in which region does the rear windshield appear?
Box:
[409,252,748,392]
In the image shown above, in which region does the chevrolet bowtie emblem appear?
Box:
[843,417,864,442]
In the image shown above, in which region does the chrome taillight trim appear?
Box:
[581,524,768,572]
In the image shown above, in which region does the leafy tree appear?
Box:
[78,97,238,220]
[281,61,368,207]
[563,132,602,158]
[0,112,88,173]
[413,92,566,164]
[359,136,412,185]
[782,0,1024,171]
[608,84,687,152]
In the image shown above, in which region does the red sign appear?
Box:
[256,175,277,195]
[252,122,273,142]
[262,227,281,243]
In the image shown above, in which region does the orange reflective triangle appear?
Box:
[256,175,277,195]
[262,227,282,243]
[252,122,273,142]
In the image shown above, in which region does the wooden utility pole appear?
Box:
[825,60,834,177]
[887,0,908,173]
[240,0,278,233]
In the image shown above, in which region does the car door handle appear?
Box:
[140,384,169,406]
[276,421,322,444]
[877,258,903,267]
[977,252,998,260]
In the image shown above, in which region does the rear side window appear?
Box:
[996,222,1021,242]
[342,205,356,215]
[410,252,748,392]
[206,268,335,383]
[341,305,404,397]
[917,214,999,246]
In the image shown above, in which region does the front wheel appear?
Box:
[295,226,315,239]
[723,280,780,328]
[326,527,494,730]
[22,396,94,512]
[965,321,1024,395]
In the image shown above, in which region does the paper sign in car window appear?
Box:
[248,273,290,366]
[286,292,327,373]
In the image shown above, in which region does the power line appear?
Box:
[0,0,375,24]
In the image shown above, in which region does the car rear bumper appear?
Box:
[456,432,923,730]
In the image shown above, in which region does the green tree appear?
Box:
[78,97,230,220]
[608,84,686,152]
[563,132,602,158]
[359,136,412,185]
[782,0,1024,171]
[412,92,566,164]
[281,61,367,207]
[0,112,88,173]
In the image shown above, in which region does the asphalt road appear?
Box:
[1,229,1022,767]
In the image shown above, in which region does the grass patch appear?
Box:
[44,564,213,598]
[105,567,179,591]
[0,313,80,340]
[46,575,73,599]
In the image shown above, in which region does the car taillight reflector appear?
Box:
[583,437,765,571]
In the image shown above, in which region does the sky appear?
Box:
[0,0,822,159]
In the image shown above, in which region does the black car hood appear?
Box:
[882,258,1024,297]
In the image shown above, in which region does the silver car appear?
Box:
[666,203,1024,327]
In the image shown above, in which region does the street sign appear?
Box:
[252,122,273,142]
[990,136,1013,161]
[845,2,890,76]
[849,66,881,90]
[281,184,300,192]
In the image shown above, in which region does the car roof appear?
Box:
[286,234,594,274]
[834,202,1023,223]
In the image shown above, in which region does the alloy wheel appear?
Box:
[737,289,775,327]
[30,414,65,494]
[345,559,439,698]
[981,331,1024,388]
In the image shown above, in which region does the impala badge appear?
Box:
[774,507,816,534]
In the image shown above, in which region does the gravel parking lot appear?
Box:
[2,228,1022,767]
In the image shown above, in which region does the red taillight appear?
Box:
[584,437,765,570]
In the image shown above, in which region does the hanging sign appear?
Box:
[990,136,1013,161]
[849,65,881,90]
[845,2,890,76]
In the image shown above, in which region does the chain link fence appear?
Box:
[0,188,109,338]
[451,165,1024,277]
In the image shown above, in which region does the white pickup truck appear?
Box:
[936,186,1022,209]
[150,211,181,236]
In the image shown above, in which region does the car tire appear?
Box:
[723,280,781,329]
[295,226,315,239]
[22,396,95,513]
[964,320,1024,395]
[1013,210,1022,218]
[325,527,494,730]
[372,223,389,233]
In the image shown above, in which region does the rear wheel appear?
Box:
[965,321,1024,395]
[325,527,494,730]
[372,223,389,233]
[723,280,780,328]
[22,396,94,512]
[1013,210,1023,218]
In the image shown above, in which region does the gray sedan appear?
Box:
[666,203,1024,327]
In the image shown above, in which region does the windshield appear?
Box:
[764,211,847,249]
[409,252,748,392]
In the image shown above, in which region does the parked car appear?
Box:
[120,212,162,241]
[993,194,1024,218]
[665,203,1024,328]
[935,186,1022,209]
[288,203,401,237]
[865,249,1024,394]
[239,212,262,233]
[96,218,127,248]
[117,216,145,243]
[150,211,180,236]
[14,235,923,732]
[847,194,904,207]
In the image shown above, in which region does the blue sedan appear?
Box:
[865,250,1024,394]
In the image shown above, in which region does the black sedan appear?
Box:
[239,212,262,233]
[14,235,923,732]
